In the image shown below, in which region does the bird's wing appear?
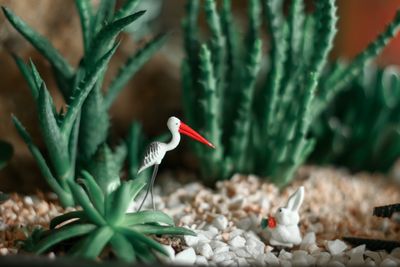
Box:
[138,142,162,173]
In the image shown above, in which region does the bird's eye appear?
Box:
[278,208,282,213]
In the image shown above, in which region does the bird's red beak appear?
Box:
[179,122,215,149]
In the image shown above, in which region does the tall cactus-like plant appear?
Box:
[312,64,400,173]
[2,0,165,207]
[182,0,400,185]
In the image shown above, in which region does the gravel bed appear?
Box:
[1,166,400,266]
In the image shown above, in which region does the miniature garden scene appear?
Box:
[1,0,400,266]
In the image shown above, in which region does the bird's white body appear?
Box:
[138,118,181,174]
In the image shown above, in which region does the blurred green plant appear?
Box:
[182,0,400,186]
[0,140,13,170]
[2,0,166,207]
[22,171,194,263]
[312,64,400,173]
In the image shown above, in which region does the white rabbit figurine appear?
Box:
[261,186,305,248]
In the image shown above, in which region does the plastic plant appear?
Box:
[181,0,400,185]
[312,64,400,173]
[0,140,13,170]
[2,0,166,207]
[22,171,195,263]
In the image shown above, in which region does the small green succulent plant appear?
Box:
[2,0,165,207]
[312,64,400,173]
[182,0,400,185]
[23,171,194,262]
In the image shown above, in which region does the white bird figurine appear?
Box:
[137,116,215,211]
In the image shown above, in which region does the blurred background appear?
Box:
[0,0,400,191]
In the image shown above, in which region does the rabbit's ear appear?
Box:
[286,186,304,212]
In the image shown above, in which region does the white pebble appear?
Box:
[214,246,229,254]
[265,252,280,266]
[212,215,228,231]
[229,236,246,248]
[279,249,293,260]
[365,258,377,267]
[301,232,316,247]
[316,252,331,266]
[347,244,365,266]
[232,248,251,258]
[210,240,227,249]
[236,217,252,230]
[195,255,208,266]
[174,247,196,265]
[162,245,175,259]
[380,258,398,267]
[23,196,34,206]
[328,260,346,267]
[326,240,348,255]
[184,234,199,247]
[366,250,382,264]
[281,259,292,267]
[390,247,400,259]
[196,242,214,259]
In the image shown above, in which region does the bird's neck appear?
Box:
[165,130,181,151]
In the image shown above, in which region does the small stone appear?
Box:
[196,242,213,259]
[212,215,228,231]
[184,234,199,247]
[347,244,365,266]
[265,252,280,266]
[390,247,400,258]
[221,232,230,242]
[281,259,292,267]
[204,226,219,239]
[162,245,175,260]
[174,247,196,265]
[316,252,331,266]
[366,251,382,264]
[365,258,377,267]
[214,246,229,254]
[211,252,233,263]
[328,260,346,267]
[301,232,316,247]
[195,255,208,266]
[228,236,246,248]
[232,248,251,258]
[236,217,252,230]
[236,257,249,266]
[326,239,348,255]
[210,240,227,249]
[23,196,34,206]
[380,258,397,267]
[279,249,293,260]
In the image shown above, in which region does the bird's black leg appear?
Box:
[150,164,159,210]
[138,164,159,211]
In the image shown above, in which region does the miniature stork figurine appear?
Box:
[137,116,215,211]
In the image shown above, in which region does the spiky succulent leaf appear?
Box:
[1,7,74,79]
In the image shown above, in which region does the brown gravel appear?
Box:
[1,166,400,256]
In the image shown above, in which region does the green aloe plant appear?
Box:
[0,140,13,170]
[22,171,194,262]
[182,0,400,185]
[312,64,400,173]
[2,0,165,207]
